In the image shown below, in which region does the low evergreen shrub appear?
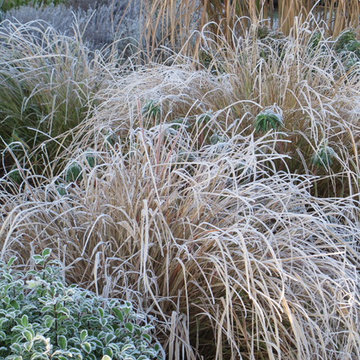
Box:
[0,249,163,360]
[1,0,64,12]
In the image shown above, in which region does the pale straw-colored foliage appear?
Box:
[1,63,360,358]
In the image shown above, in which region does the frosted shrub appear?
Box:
[4,1,141,51]
[0,249,163,360]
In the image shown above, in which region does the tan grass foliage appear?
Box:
[1,62,360,358]
[1,122,359,359]
[192,20,360,197]
[138,0,360,55]
[79,21,360,198]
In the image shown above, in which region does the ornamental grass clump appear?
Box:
[334,29,357,53]
[189,18,360,196]
[57,19,360,199]
[4,1,142,52]
[0,248,163,360]
[0,19,107,178]
[139,0,360,56]
[1,120,359,359]
[0,5,360,360]
[333,29,360,68]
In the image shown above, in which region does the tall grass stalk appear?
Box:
[138,0,360,55]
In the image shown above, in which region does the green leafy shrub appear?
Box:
[1,0,64,12]
[312,144,337,169]
[142,100,161,121]
[0,249,164,360]
[333,29,360,68]
[255,106,284,133]
[84,151,97,169]
[65,161,83,183]
[334,29,357,53]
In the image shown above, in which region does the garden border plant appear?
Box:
[0,248,164,359]
[0,0,65,12]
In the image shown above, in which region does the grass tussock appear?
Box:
[69,21,360,198]
[1,54,360,357]
[0,20,110,178]
[1,118,359,359]
[192,20,360,197]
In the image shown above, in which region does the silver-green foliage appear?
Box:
[255,106,284,133]
[311,144,336,168]
[334,29,360,69]
[0,249,163,360]
[0,0,65,12]
[4,1,141,51]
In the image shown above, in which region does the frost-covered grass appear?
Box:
[0,20,112,179]
[74,24,360,198]
[1,117,360,359]
[0,2,360,359]
[4,1,141,51]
